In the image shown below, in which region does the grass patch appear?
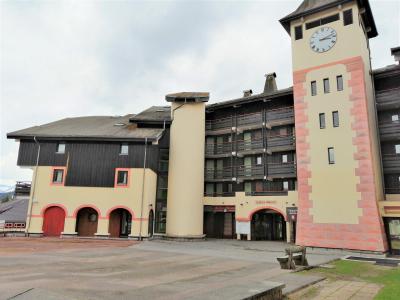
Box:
[307,260,400,300]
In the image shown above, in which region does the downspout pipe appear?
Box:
[139,137,148,240]
[27,136,41,236]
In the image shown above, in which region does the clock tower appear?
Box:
[280,0,388,252]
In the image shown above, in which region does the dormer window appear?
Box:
[56,142,66,154]
[120,144,129,155]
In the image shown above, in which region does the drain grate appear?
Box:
[346,256,400,267]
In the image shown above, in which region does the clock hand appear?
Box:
[319,33,335,41]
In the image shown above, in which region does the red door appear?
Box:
[42,206,65,237]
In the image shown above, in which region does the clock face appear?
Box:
[310,27,337,53]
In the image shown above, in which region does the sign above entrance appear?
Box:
[286,207,298,222]
[204,205,235,213]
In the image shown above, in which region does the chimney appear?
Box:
[264,72,277,93]
[391,46,400,64]
[243,89,253,97]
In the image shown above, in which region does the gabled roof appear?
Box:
[280,0,377,38]
[0,197,29,223]
[7,115,164,142]
[129,106,171,124]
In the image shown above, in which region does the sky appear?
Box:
[0,0,399,187]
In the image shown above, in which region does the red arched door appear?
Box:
[43,206,65,237]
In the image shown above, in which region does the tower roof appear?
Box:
[280,0,377,38]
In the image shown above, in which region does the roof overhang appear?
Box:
[166,92,210,103]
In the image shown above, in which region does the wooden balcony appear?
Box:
[267,134,296,153]
[206,117,232,136]
[237,165,264,180]
[236,112,263,132]
[205,167,233,182]
[376,87,400,111]
[266,107,294,128]
[205,142,232,158]
[385,187,400,194]
[204,192,236,197]
[236,138,264,156]
[245,190,289,196]
[382,155,400,174]
[379,121,400,141]
[267,162,296,179]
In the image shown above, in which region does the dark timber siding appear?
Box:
[17,140,160,188]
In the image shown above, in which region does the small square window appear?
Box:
[343,9,353,26]
[295,25,303,40]
[283,181,289,191]
[395,145,400,154]
[328,147,335,164]
[324,78,330,94]
[392,115,399,122]
[117,170,128,185]
[282,155,288,164]
[319,113,326,129]
[56,143,66,154]
[256,156,263,165]
[52,169,64,183]
[337,75,344,91]
[332,111,340,127]
[120,144,129,155]
[311,81,317,96]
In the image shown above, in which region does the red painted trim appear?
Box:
[50,166,67,186]
[72,204,103,219]
[114,168,131,188]
[236,206,287,222]
[105,206,135,219]
[39,203,69,217]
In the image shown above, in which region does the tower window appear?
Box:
[328,147,335,164]
[306,13,340,30]
[343,9,353,26]
[56,142,66,154]
[311,81,317,96]
[319,113,326,129]
[337,75,344,91]
[120,144,129,155]
[332,111,340,127]
[295,25,303,40]
[324,78,330,93]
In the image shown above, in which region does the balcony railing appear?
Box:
[237,165,264,178]
[267,134,295,151]
[376,87,400,110]
[266,107,294,125]
[382,154,400,173]
[237,138,264,152]
[237,112,263,128]
[204,192,236,197]
[385,187,400,194]
[205,167,233,180]
[205,142,232,156]
[245,190,289,196]
[379,120,400,140]
[267,162,296,178]
[206,116,232,131]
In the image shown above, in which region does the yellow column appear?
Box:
[95,218,110,237]
[61,217,77,236]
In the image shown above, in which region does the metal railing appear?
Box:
[205,141,232,155]
[385,187,400,194]
[268,162,296,177]
[237,112,263,127]
[266,107,294,123]
[204,192,236,197]
[245,190,289,196]
[267,134,295,150]
[237,165,264,178]
[205,167,233,180]
[376,87,400,107]
[206,116,232,131]
[237,138,264,152]
[379,120,400,138]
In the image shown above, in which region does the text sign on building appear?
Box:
[286,207,298,222]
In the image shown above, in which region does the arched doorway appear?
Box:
[108,208,132,238]
[251,209,286,241]
[148,210,154,237]
[76,207,98,237]
[42,206,66,237]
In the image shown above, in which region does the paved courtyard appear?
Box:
[0,238,355,300]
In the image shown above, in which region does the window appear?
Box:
[337,75,344,91]
[56,142,66,154]
[116,170,128,186]
[295,25,303,40]
[332,111,340,127]
[216,183,223,195]
[206,183,214,196]
[343,9,353,26]
[328,147,335,164]
[392,115,399,122]
[120,144,129,155]
[319,113,326,129]
[396,145,400,154]
[305,13,340,30]
[324,78,330,93]
[52,169,64,184]
[311,81,317,96]
[245,182,252,194]
[282,154,288,164]
[256,156,263,165]
[283,181,289,191]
